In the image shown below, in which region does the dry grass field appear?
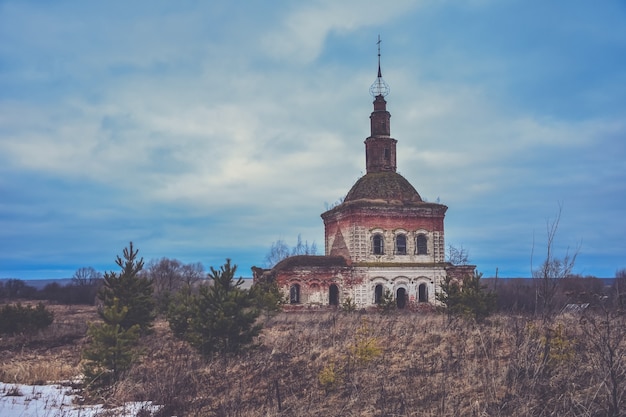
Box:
[2,303,625,416]
[0,303,94,385]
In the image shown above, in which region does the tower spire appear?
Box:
[365,36,396,173]
[377,35,382,78]
[369,35,390,97]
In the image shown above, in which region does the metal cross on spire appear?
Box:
[377,35,382,77]
[369,35,390,97]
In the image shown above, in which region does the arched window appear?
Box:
[373,234,384,255]
[418,283,428,302]
[396,288,407,309]
[395,234,407,255]
[289,284,300,304]
[416,234,428,255]
[374,284,383,304]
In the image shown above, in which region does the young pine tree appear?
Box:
[98,242,155,332]
[437,271,496,322]
[82,298,140,390]
[436,275,463,319]
[459,272,497,322]
[167,285,196,339]
[250,278,285,319]
[377,289,396,314]
[182,259,261,357]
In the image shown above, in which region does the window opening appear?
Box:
[418,283,428,302]
[396,288,407,309]
[396,234,407,255]
[290,284,300,304]
[375,284,383,304]
[416,234,428,255]
[373,234,384,255]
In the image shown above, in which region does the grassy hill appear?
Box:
[1,303,625,416]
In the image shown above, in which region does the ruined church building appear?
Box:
[253,43,475,309]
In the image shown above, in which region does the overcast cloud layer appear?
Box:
[1,0,625,279]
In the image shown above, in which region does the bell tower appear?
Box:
[365,36,397,174]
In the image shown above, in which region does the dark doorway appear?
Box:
[396,287,407,309]
[375,284,383,304]
[329,284,339,306]
[290,284,300,304]
[418,283,428,302]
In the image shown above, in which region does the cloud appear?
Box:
[261,0,422,63]
[0,0,625,279]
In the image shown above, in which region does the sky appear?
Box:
[1,0,625,280]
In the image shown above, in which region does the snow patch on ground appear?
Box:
[0,382,159,417]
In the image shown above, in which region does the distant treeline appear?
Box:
[2,278,74,290]
[484,274,624,314]
[1,273,624,313]
[0,278,101,305]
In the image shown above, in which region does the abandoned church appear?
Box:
[253,49,475,309]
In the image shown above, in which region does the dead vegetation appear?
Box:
[1,304,626,416]
[0,303,94,384]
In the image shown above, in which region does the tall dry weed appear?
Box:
[5,304,626,416]
[0,359,77,384]
[0,303,94,385]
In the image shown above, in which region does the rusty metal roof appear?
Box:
[272,255,348,271]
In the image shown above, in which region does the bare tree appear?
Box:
[142,258,205,312]
[144,258,184,296]
[180,262,205,287]
[265,239,290,268]
[72,266,103,286]
[614,268,626,309]
[291,234,318,256]
[446,244,469,266]
[69,267,103,304]
[265,234,318,268]
[531,203,579,319]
